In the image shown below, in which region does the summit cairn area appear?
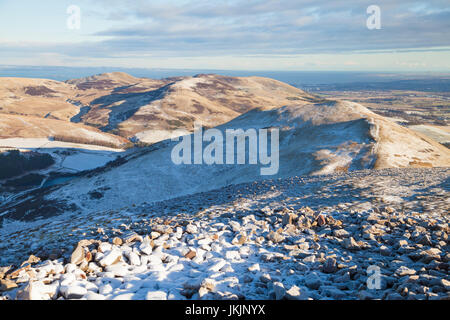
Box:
[1,168,449,300]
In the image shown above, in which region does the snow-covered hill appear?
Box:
[29,100,448,217]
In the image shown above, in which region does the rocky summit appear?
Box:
[1,168,448,300]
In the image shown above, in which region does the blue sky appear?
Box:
[0,0,449,71]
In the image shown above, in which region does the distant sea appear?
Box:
[0,65,449,91]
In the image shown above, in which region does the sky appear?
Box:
[0,0,449,72]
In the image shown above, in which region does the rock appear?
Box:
[0,279,18,292]
[98,242,112,253]
[127,232,144,243]
[186,224,198,234]
[397,239,409,247]
[440,279,450,291]
[343,237,360,250]
[99,284,114,295]
[386,292,403,300]
[152,225,173,235]
[113,293,135,300]
[323,257,337,273]
[305,272,322,290]
[87,262,102,273]
[282,213,298,226]
[259,273,272,283]
[420,248,441,263]
[316,214,327,227]
[70,244,85,265]
[232,233,247,245]
[334,229,350,238]
[21,255,41,266]
[225,251,241,260]
[112,237,123,246]
[417,234,432,246]
[380,245,392,256]
[84,291,106,300]
[268,231,285,243]
[99,249,122,267]
[0,266,12,279]
[184,250,197,260]
[273,282,286,300]
[209,260,227,272]
[127,251,141,266]
[201,278,216,291]
[243,274,253,283]
[60,285,88,299]
[357,290,376,300]
[16,281,55,300]
[229,221,241,233]
[285,285,304,300]
[323,287,347,299]
[139,242,153,255]
[303,255,316,263]
[395,266,416,277]
[146,291,167,300]
[248,264,260,273]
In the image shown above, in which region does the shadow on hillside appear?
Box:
[89,84,172,132]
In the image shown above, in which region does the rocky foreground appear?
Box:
[0,168,449,300]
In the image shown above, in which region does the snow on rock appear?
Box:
[1,168,449,300]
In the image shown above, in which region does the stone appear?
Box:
[112,237,123,246]
[282,213,298,226]
[285,285,303,300]
[380,245,392,256]
[229,221,241,233]
[417,234,432,246]
[303,255,316,263]
[21,255,41,266]
[0,266,12,279]
[60,285,88,299]
[185,250,197,260]
[209,260,227,272]
[139,242,153,255]
[323,257,337,273]
[398,239,409,247]
[84,291,106,300]
[344,237,360,250]
[99,249,122,267]
[440,279,450,291]
[334,229,350,238]
[127,251,141,266]
[420,248,441,263]
[225,251,241,260]
[248,264,260,272]
[113,293,135,300]
[186,224,198,234]
[16,281,53,300]
[273,282,286,300]
[98,242,112,253]
[70,244,85,265]
[146,291,167,300]
[0,279,18,292]
[268,231,285,243]
[395,266,416,277]
[259,273,272,283]
[201,278,216,291]
[305,272,322,290]
[316,214,327,226]
[232,233,247,245]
